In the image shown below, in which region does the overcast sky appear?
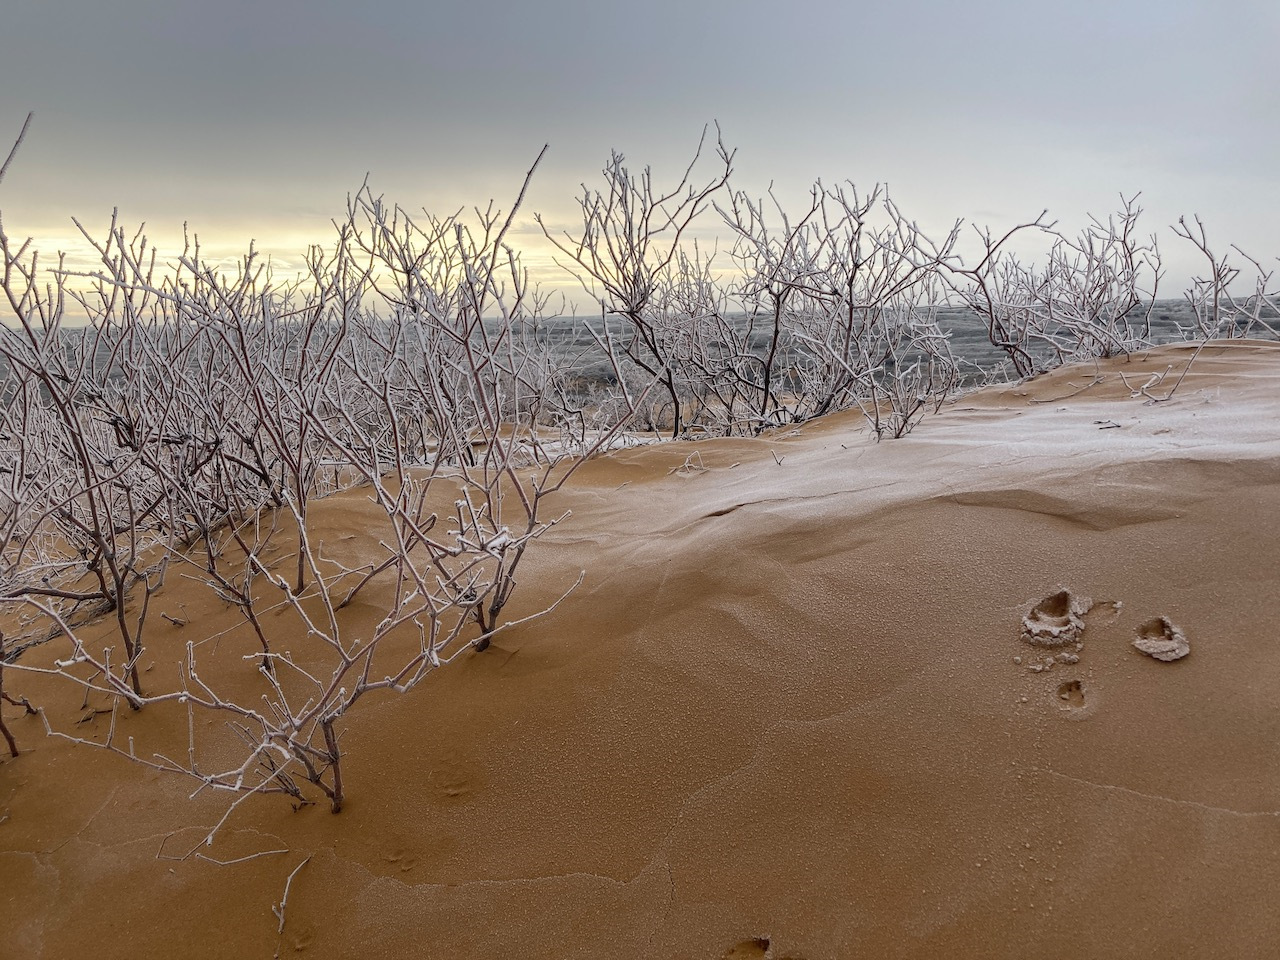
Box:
[2,0,1276,300]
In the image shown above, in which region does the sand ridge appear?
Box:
[2,341,1280,958]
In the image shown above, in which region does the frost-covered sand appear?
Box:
[3,340,1280,959]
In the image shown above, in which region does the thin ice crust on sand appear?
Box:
[1133,616,1190,661]
[1021,589,1091,647]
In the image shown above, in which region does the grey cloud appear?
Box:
[1,0,1276,290]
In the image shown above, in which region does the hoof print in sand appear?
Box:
[1021,590,1090,647]
[1132,617,1190,661]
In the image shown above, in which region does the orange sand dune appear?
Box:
[3,340,1280,959]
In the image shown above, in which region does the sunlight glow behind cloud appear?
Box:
[2,0,1276,310]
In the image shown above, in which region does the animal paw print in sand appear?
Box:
[1132,616,1190,661]
[1056,679,1086,709]
[722,939,771,960]
[1019,590,1091,672]
[719,937,806,960]
[1021,590,1089,647]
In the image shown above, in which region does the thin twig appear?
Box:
[0,111,34,186]
[273,855,311,935]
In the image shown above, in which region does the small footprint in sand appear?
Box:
[1132,617,1190,661]
[382,849,418,873]
[719,940,804,960]
[437,772,472,799]
[1056,679,1086,709]
[1021,590,1090,648]
[428,754,476,800]
[722,940,771,960]
[289,926,315,952]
